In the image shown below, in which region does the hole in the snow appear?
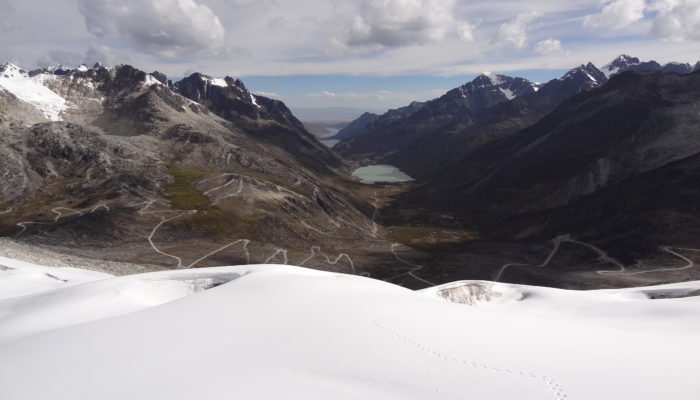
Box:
[641,288,700,299]
[431,282,526,306]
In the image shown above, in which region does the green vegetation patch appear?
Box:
[387,225,480,250]
[170,204,265,241]
[165,169,212,210]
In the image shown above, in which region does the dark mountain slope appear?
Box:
[332,112,379,141]
[173,73,344,173]
[601,54,697,77]
[399,69,700,264]
[337,65,607,180]
[0,63,384,273]
[425,70,700,212]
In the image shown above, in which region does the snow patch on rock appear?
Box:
[200,75,228,87]
[142,74,162,87]
[482,71,503,85]
[250,92,261,108]
[500,87,515,100]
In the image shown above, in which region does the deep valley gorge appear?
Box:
[2,55,700,290]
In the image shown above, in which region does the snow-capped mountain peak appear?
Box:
[598,54,699,78]
[451,72,537,102]
[481,71,503,86]
[601,54,640,78]
[561,62,607,87]
[0,62,27,79]
[0,62,67,121]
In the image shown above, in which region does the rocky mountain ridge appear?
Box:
[601,54,699,78]
[2,56,700,290]
[336,55,698,182]
[335,61,613,180]
[0,61,387,276]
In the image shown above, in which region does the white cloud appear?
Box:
[308,89,446,103]
[583,0,646,29]
[267,17,286,29]
[651,0,700,41]
[309,91,339,98]
[36,49,83,67]
[534,38,565,55]
[495,12,539,49]
[223,0,277,6]
[0,0,15,32]
[345,0,462,47]
[84,45,120,66]
[457,21,477,42]
[254,91,283,98]
[36,45,123,68]
[78,0,226,58]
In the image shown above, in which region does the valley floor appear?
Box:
[0,256,698,399]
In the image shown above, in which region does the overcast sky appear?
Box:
[1,0,700,112]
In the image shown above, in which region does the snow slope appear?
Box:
[0,63,67,121]
[0,258,698,399]
[0,256,110,300]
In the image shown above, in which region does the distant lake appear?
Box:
[321,127,340,138]
[320,127,340,148]
[352,164,414,184]
[320,139,340,148]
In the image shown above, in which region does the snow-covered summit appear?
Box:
[560,62,608,89]
[0,62,67,121]
[601,54,640,78]
[450,72,538,103]
[601,54,696,78]
[481,71,504,86]
[0,62,26,79]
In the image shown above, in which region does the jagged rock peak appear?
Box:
[473,71,508,86]
[602,54,640,77]
[601,54,638,77]
[600,54,666,78]
[660,61,693,74]
[150,71,168,84]
[450,71,537,101]
[562,62,607,85]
